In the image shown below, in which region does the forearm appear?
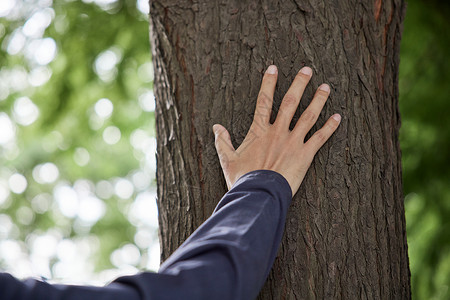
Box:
[0,272,139,300]
[115,169,292,300]
[0,170,291,300]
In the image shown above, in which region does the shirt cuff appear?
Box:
[232,169,293,199]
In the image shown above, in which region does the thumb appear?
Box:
[212,124,235,162]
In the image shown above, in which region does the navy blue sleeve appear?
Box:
[0,169,292,300]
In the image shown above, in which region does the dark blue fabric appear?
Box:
[0,169,292,300]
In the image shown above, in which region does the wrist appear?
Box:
[231,169,293,199]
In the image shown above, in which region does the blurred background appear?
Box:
[0,0,448,298]
[0,0,158,285]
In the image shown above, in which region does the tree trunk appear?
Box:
[149,0,411,298]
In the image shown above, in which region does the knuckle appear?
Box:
[257,91,271,107]
[282,94,298,106]
[256,104,270,115]
[300,110,316,124]
[314,130,327,142]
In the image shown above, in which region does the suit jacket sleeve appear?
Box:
[0,169,292,300]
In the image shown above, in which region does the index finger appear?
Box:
[253,65,278,128]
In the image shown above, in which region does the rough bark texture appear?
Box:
[149,0,411,299]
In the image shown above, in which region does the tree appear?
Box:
[149,0,411,298]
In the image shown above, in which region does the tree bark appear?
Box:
[149,0,411,298]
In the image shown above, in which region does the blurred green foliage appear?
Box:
[0,0,158,283]
[0,0,449,298]
[400,0,450,299]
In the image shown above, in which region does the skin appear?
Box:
[212,65,341,197]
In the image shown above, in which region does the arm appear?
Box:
[114,65,341,299]
[0,65,340,300]
[0,170,290,300]
[0,273,140,300]
[114,169,292,300]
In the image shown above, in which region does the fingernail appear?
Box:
[319,84,330,93]
[266,65,277,74]
[299,66,312,76]
[212,124,220,134]
[332,114,341,122]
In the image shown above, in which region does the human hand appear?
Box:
[212,65,341,197]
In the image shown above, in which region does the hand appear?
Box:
[212,65,341,197]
